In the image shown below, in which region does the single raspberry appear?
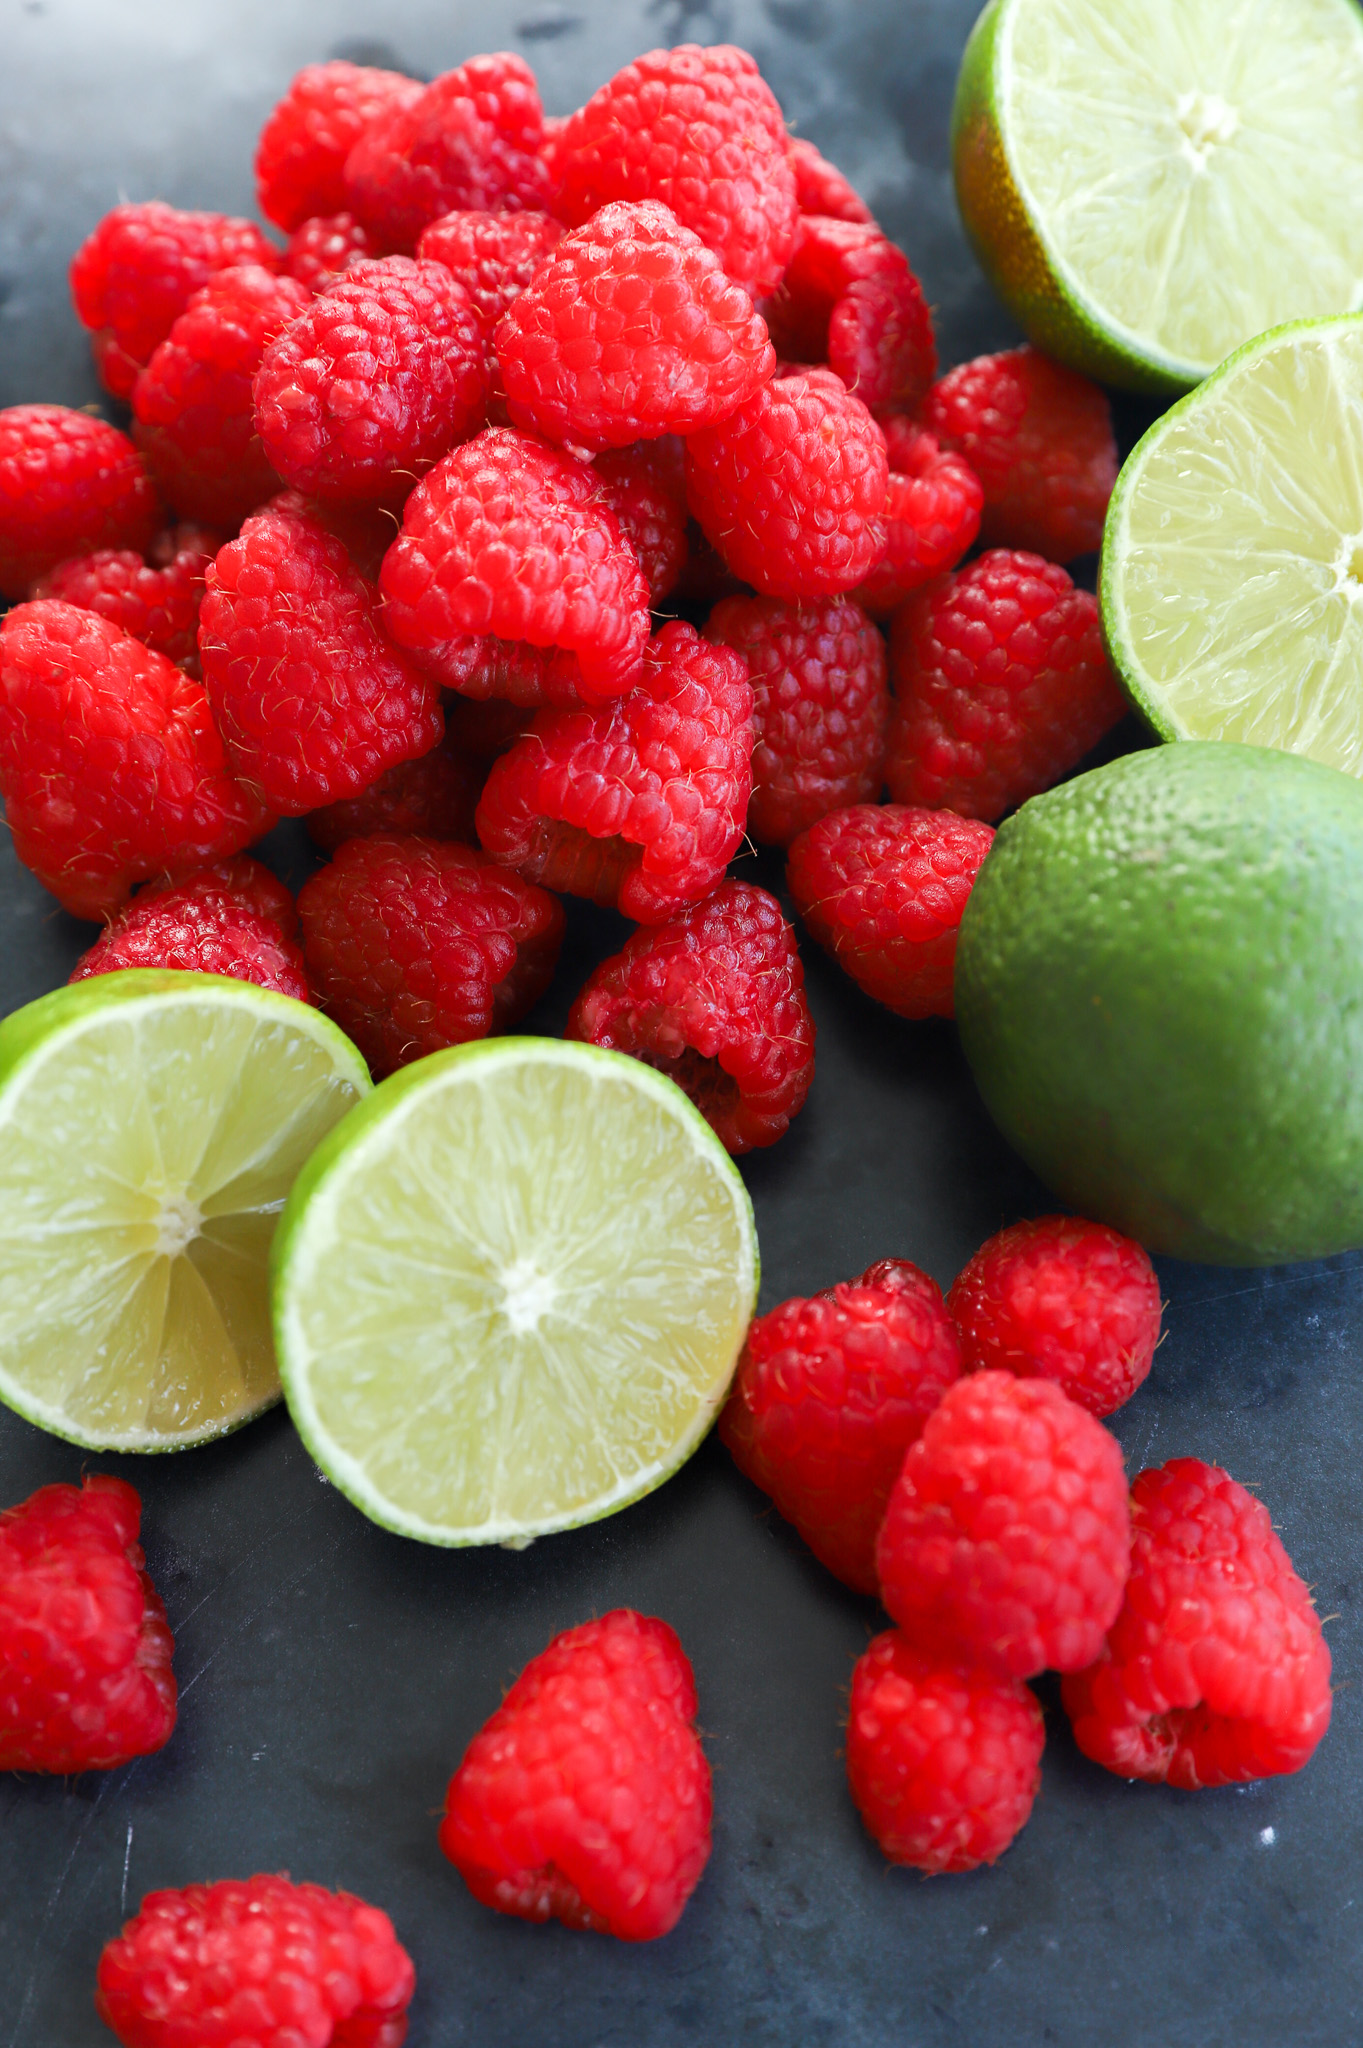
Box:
[786,802,994,1019]
[876,1370,1130,1680]
[306,731,483,853]
[1062,1460,1333,1788]
[95,1873,415,2048]
[32,523,221,669]
[379,427,650,704]
[886,550,1126,822]
[705,594,888,847]
[853,430,982,618]
[923,346,1117,561]
[0,406,158,602]
[685,369,888,600]
[0,601,272,921]
[440,1609,711,1942]
[416,208,563,332]
[497,199,775,451]
[132,265,312,529]
[0,1475,175,1774]
[553,45,797,300]
[476,619,753,923]
[255,59,424,232]
[199,497,443,814]
[847,1630,1044,1874]
[283,210,380,291]
[70,865,309,1001]
[254,256,489,508]
[949,1215,1162,1419]
[719,1257,959,1590]
[763,217,936,415]
[593,442,689,606]
[69,203,281,391]
[344,53,550,251]
[787,138,875,225]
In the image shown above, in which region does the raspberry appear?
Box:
[0,406,158,602]
[685,369,888,600]
[199,498,443,814]
[283,210,380,291]
[379,427,650,704]
[255,59,424,232]
[344,54,550,251]
[0,601,271,921]
[132,265,312,529]
[787,138,875,225]
[719,1258,959,1590]
[705,594,889,847]
[1062,1460,1333,1788]
[306,731,484,853]
[69,203,281,394]
[553,45,798,300]
[71,865,309,1002]
[95,1873,415,2048]
[886,549,1126,822]
[439,1608,711,1942]
[32,523,221,670]
[497,199,775,450]
[566,880,814,1154]
[846,1631,1044,1874]
[786,803,994,1019]
[923,346,1118,561]
[476,619,754,923]
[253,257,489,507]
[764,217,936,415]
[416,208,563,332]
[853,430,982,618]
[593,442,689,606]
[876,1371,1130,1680]
[0,1475,175,1774]
[298,834,562,1074]
[949,1215,1163,1420]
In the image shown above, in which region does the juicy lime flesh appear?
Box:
[0,978,367,1449]
[274,1041,758,1546]
[997,0,1363,381]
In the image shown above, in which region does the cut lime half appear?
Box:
[0,971,369,1451]
[272,1037,759,1547]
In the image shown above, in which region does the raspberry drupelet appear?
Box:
[417,207,563,332]
[0,406,158,602]
[1063,1460,1333,1788]
[283,210,380,291]
[853,429,983,618]
[719,1257,960,1590]
[763,215,937,416]
[787,137,876,225]
[33,523,221,670]
[306,731,484,853]
[71,860,309,1001]
[566,880,814,1154]
[440,1609,712,1942]
[592,442,689,607]
[254,58,423,232]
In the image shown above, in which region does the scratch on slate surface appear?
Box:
[178,1535,347,1699]
[120,1823,133,1915]
[8,1772,123,2048]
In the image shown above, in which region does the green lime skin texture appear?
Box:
[955,742,1363,1265]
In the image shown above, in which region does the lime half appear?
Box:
[1102,314,1363,771]
[0,971,369,1450]
[953,0,1363,392]
[272,1037,759,1547]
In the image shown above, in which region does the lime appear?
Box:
[955,742,1363,1266]
[953,0,1363,393]
[0,971,369,1450]
[1102,314,1363,771]
[271,1037,759,1547]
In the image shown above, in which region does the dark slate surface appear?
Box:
[1,3,1361,2043]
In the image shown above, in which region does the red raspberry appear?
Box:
[298,834,562,1075]
[32,523,221,670]
[96,1873,415,2048]
[787,137,875,225]
[497,199,775,451]
[132,265,312,529]
[705,594,888,847]
[764,217,936,415]
[949,1215,1162,1419]
[476,620,753,923]
[71,865,308,1001]
[886,550,1126,822]
[283,210,380,291]
[379,427,650,705]
[255,59,423,232]
[0,1475,175,1774]
[416,208,563,332]
[0,406,158,602]
[853,429,982,618]
[69,203,281,396]
[440,1608,711,1942]
[923,346,1117,561]
[199,498,443,814]
[1062,1460,1333,1788]
[344,53,550,250]
[876,1371,1130,1680]
[719,1257,959,1590]
[253,256,489,508]
[306,731,483,853]
[553,46,798,300]
[0,601,271,921]
[593,442,689,606]
[786,802,994,1019]
[847,1630,1044,1874]
[685,369,888,600]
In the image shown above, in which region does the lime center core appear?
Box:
[154,1192,202,1260]
[1176,89,1239,168]
[1331,534,1363,601]
[499,1256,558,1336]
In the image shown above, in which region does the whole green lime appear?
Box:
[955,742,1363,1265]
